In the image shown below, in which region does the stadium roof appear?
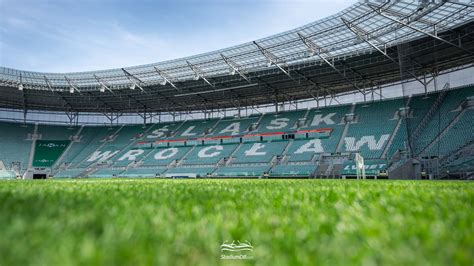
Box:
[0,0,473,114]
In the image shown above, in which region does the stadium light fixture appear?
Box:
[153,66,179,91]
[43,76,55,93]
[18,73,23,91]
[221,54,251,83]
[64,76,81,94]
[187,61,214,87]
[94,74,114,93]
[253,41,291,79]
[130,83,136,90]
[122,68,145,92]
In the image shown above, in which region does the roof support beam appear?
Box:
[93,74,114,93]
[43,76,55,93]
[186,61,215,88]
[124,93,148,111]
[153,66,179,91]
[44,75,76,110]
[253,41,292,78]
[296,32,332,57]
[122,68,146,92]
[381,5,439,27]
[21,89,27,121]
[220,54,251,83]
[65,110,80,126]
[446,0,473,8]
[297,32,365,95]
[368,3,473,55]
[341,17,425,86]
[292,69,340,103]
[64,76,81,94]
[174,83,258,97]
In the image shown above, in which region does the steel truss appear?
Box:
[0,0,472,114]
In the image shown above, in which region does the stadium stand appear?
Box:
[0,170,16,179]
[1,86,473,179]
[213,165,270,177]
[120,167,166,178]
[164,167,215,178]
[182,144,238,165]
[385,119,408,160]
[172,119,219,138]
[257,110,305,132]
[424,109,474,157]
[60,126,116,167]
[343,99,404,158]
[0,122,33,172]
[210,116,260,136]
[54,168,85,178]
[304,105,351,154]
[270,164,318,177]
[286,139,322,162]
[141,146,192,166]
[37,124,80,140]
[412,86,474,156]
[89,168,124,178]
[145,122,185,139]
[231,141,288,164]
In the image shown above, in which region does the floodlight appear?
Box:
[18,84,23,91]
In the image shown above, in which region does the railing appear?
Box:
[410,84,450,148]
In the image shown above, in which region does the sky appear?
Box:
[0,0,356,73]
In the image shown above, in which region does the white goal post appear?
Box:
[355,153,366,180]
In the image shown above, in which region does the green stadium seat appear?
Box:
[343,99,404,158]
[88,168,125,178]
[210,116,260,136]
[54,168,85,178]
[164,167,215,177]
[119,167,166,178]
[232,141,287,164]
[257,110,306,132]
[213,165,270,177]
[183,144,238,165]
[270,164,318,177]
[0,122,34,171]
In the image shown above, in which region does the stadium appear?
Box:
[0,0,473,265]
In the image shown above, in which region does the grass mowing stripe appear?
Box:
[0,179,472,265]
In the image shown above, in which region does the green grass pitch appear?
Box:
[0,179,472,265]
